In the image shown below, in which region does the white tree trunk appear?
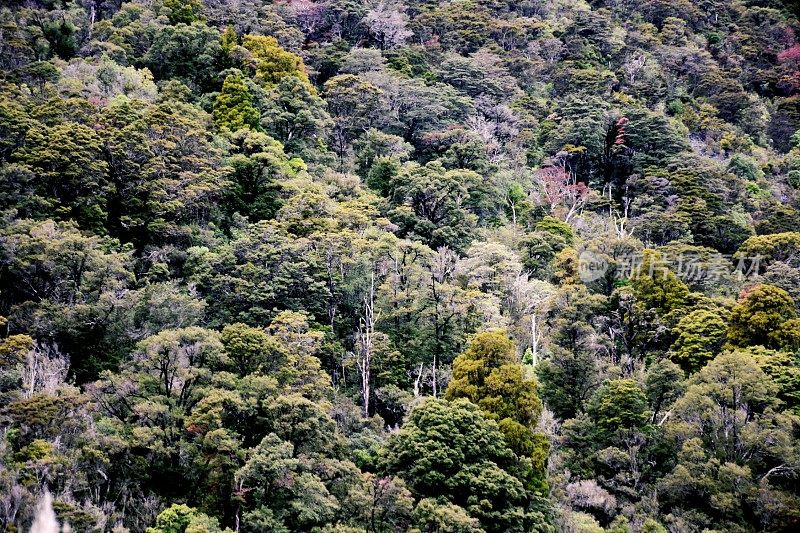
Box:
[530,314,539,366]
[356,271,377,417]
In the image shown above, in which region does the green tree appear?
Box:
[184,223,329,326]
[0,219,134,381]
[163,0,205,25]
[644,358,686,424]
[747,346,800,414]
[261,75,333,158]
[220,322,285,377]
[221,129,301,223]
[323,74,385,162]
[15,121,109,231]
[103,98,228,246]
[381,398,531,533]
[585,379,650,440]
[0,90,32,162]
[669,309,728,373]
[735,232,800,272]
[213,72,260,131]
[727,284,797,347]
[445,331,548,488]
[143,22,223,91]
[237,436,339,531]
[628,250,690,316]
[661,350,799,530]
[241,35,311,88]
[147,504,227,533]
[387,160,486,252]
[411,498,483,533]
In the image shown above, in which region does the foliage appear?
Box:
[213,72,260,132]
[670,309,728,373]
[727,284,797,348]
[1,0,800,531]
[382,398,534,533]
[445,331,548,489]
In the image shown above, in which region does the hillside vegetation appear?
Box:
[2,0,800,532]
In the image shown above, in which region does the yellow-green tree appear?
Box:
[213,72,260,131]
[669,309,728,373]
[727,284,796,348]
[445,330,548,491]
[241,35,311,88]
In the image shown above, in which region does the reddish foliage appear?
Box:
[778,44,800,63]
[614,117,629,145]
[535,165,590,222]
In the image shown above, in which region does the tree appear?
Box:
[645,358,686,423]
[669,309,727,373]
[411,498,483,533]
[355,271,378,417]
[445,331,541,428]
[15,121,109,231]
[57,56,158,103]
[220,322,285,377]
[221,130,299,222]
[381,398,532,533]
[734,232,800,273]
[364,2,412,49]
[163,0,204,25]
[234,416,354,531]
[661,351,799,530]
[146,504,227,533]
[445,331,548,488]
[585,379,650,441]
[241,35,311,88]
[184,223,332,326]
[103,98,229,246]
[0,93,31,163]
[354,129,412,179]
[627,249,690,316]
[748,345,800,414]
[323,74,385,162]
[261,75,333,158]
[533,164,590,223]
[727,284,796,348]
[535,281,605,413]
[0,219,134,381]
[143,22,223,91]
[213,71,260,131]
[387,161,486,252]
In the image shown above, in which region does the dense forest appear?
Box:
[2,0,800,532]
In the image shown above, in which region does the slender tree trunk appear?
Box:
[432,352,437,397]
[413,363,424,397]
[357,271,377,417]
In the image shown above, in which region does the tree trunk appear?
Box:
[357,271,377,417]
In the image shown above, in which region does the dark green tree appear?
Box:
[382,398,533,533]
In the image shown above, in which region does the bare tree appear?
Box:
[364,1,413,49]
[289,0,328,37]
[622,54,647,85]
[356,271,379,417]
[510,276,555,365]
[22,343,69,399]
[603,183,630,239]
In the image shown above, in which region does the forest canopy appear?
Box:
[1,0,800,532]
